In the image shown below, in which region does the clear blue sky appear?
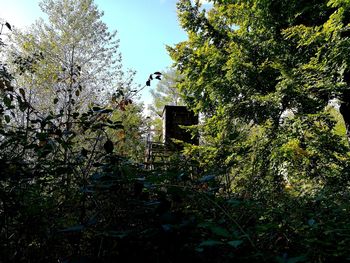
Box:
[0,0,189,105]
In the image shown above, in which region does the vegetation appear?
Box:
[1,0,350,262]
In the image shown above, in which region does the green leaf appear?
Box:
[4,115,10,123]
[102,230,129,238]
[75,89,80,97]
[60,224,84,232]
[227,240,243,248]
[19,88,25,97]
[195,247,204,253]
[3,96,11,108]
[17,96,27,112]
[276,255,307,263]
[210,226,230,238]
[198,175,215,183]
[93,106,102,111]
[199,240,224,247]
[81,148,88,157]
[72,112,79,119]
[287,256,307,263]
[227,199,242,206]
[288,256,307,263]
[104,139,114,153]
[308,219,316,226]
[36,132,48,140]
[5,22,12,31]
[100,109,113,113]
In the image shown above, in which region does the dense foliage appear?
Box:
[1,0,350,262]
[167,0,350,261]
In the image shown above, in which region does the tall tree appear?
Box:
[170,0,350,133]
[9,0,125,117]
[169,0,350,192]
[149,68,184,117]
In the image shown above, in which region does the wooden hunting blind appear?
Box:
[162,105,198,147]
[144,105,199,170]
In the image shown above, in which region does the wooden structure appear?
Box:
[145,105,198,169]
[162,105,198,148]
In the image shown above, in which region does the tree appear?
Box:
[171,0,350,131]
[9,0,125,117]
[149,68,184,117]
[169,0,350,192]
[108,102,147,162]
